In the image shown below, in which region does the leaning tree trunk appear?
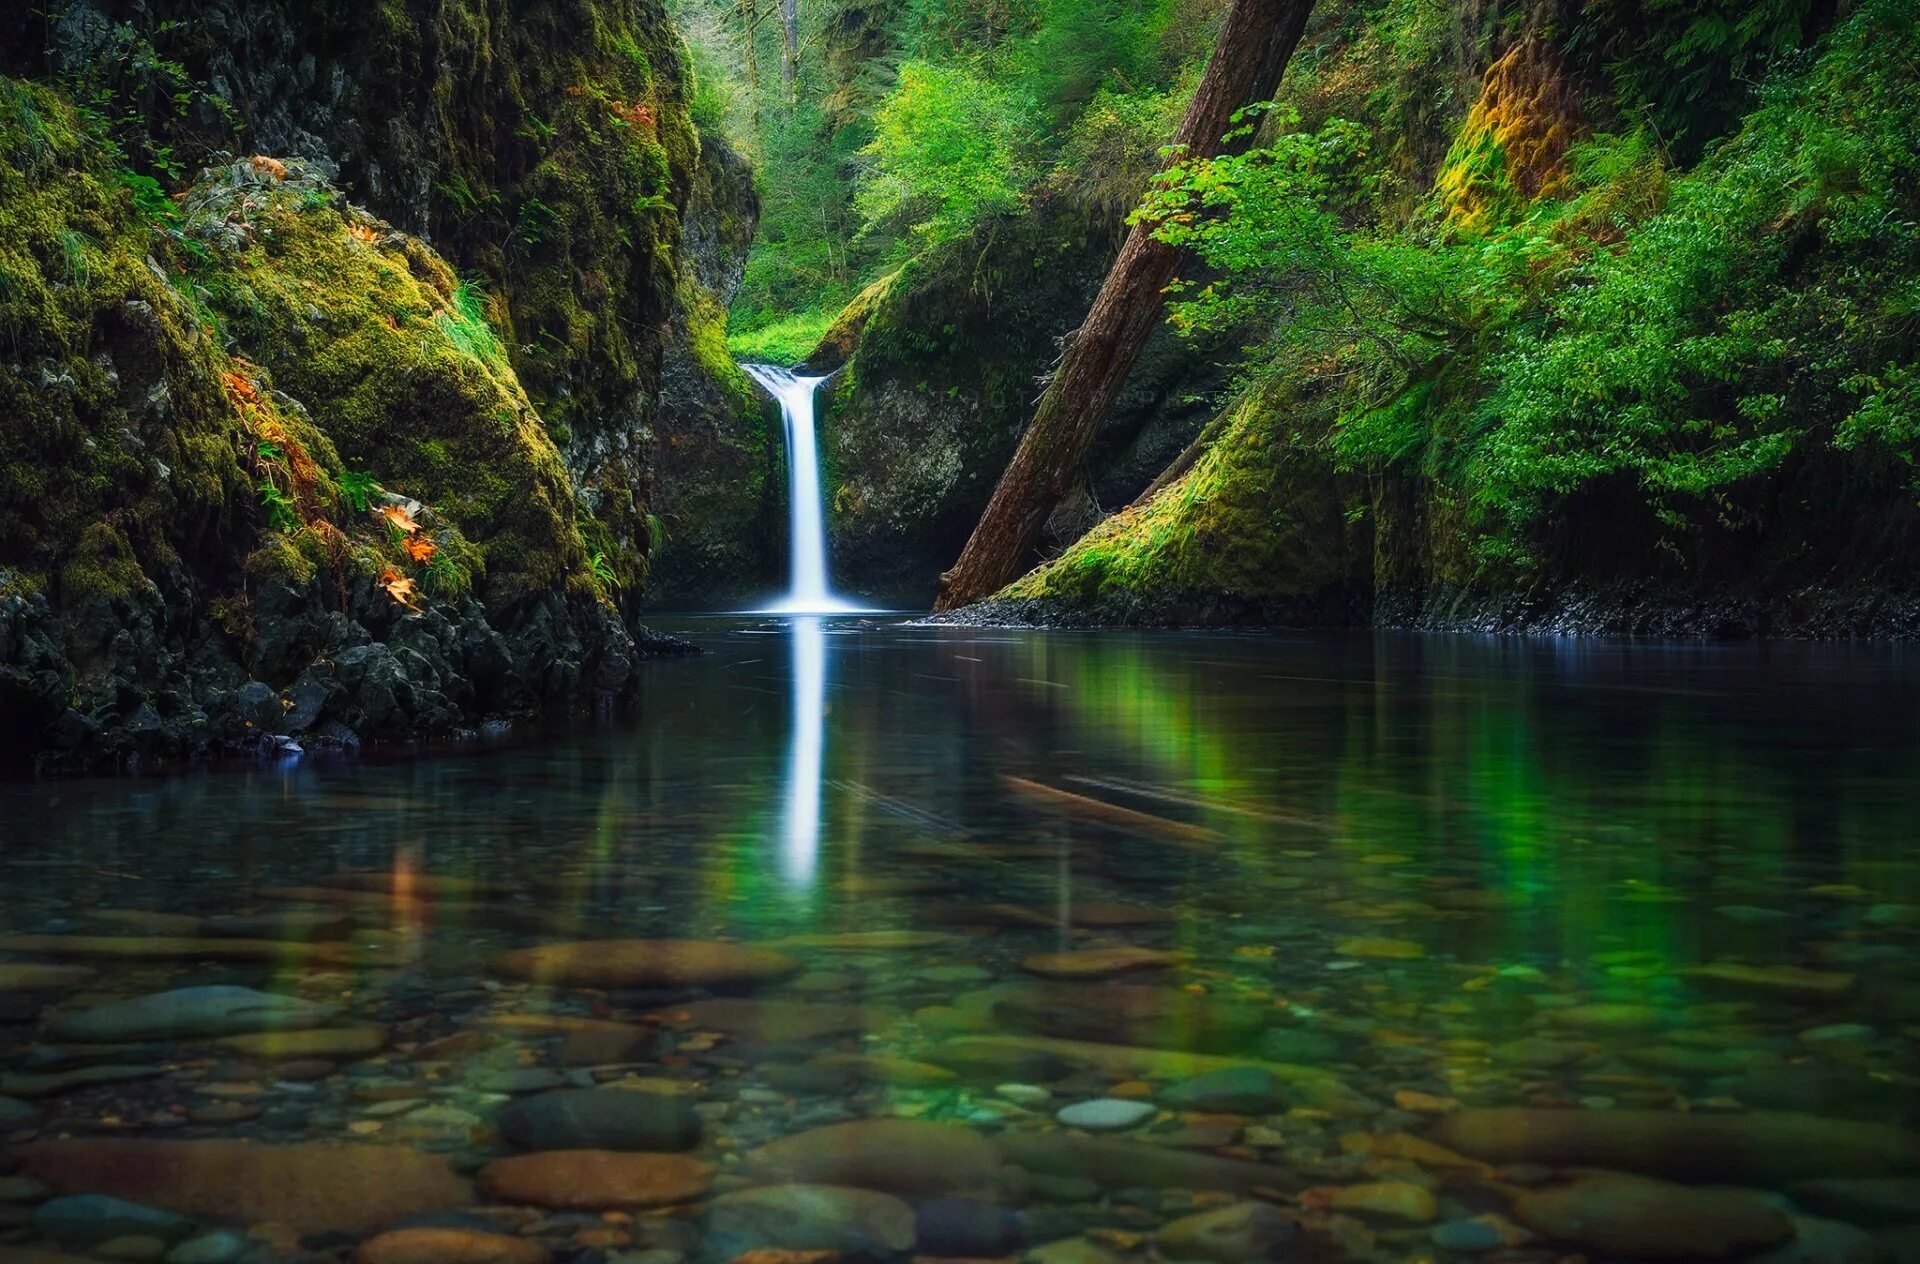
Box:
[932,0,1318,612]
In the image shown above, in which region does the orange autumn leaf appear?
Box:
[378,569,422,610]
[379,503,421,534]
[403,536,438,564]
[222,371,260,406]
[348,221,383,245]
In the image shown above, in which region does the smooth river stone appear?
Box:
[499,1088,702,1153]
[705,1184,917,1259]
[1020,947,1174,980]
[217,1025,390,1060]
[995,1132,1285,1192]
[938,1036,1371,1111]
[990,985,1271,1054]
[34,1194,196,1248]
[354,1228,548,1264]
[1428,1108,1920,1183]
[0,935,379,965]
[1682,963,1855,998]
[1156,1202,1296,1264]
[1513,1174,1792,1259]
[0,964,96,992]
[1057,1098,1156,1131]
[48,986,340,1042]
[1792,1178,1920,1226]
[12,1140,472,1234]
[749,1119,1014,1200]
[645,998,887,1043]
[769,930,960,950]
[487,939,800,989]
[478,1151,712,1209]
[472,1014,654,1066]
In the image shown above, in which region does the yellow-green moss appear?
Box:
[186,173,588,603]
[0,78,247,607]
[1004,380,1357,609]
[1436,37,1584,235]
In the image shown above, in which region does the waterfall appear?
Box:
[744,364,859,614]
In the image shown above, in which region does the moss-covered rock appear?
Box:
[823,198,1226,604]
[0,78,685,770]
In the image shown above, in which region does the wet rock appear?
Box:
[1156,1202,1295,1263]
[1020,947,1173,980]
[479,1150,710,1209]
[1428,1108,1920,1183]
[917,1197,1025,1256]
[1334,937,1425,960]
[1683,963,1855,999]
[47,986,340,1041]
[1327,1182,1437,1223]
[1,1065,167,1098]
[163,1232,248,1264]
[0,934,376,964]
[0,963,96,991]
[12,1139,473,1234]
[35,1195,196,1248]
[499,1089,703,1153]
[1161,1068,1284,1114]
[354,1228,549,1264]
[1430,1220,1507,1253]
[704,1184,916,1259]
[1794,1179,1920,1226]
[749,1119,1014,1200]
[991,986,1270,1054]
[996,1131,1284,1192]
[1545,1003,1670,1032]
[1754,1217,1892,1264]
[488,940,801,990]
[1056,1099,1156,1131]
[216,1025,389,1060]
[1512,1173,1792,1258]
[1025,1237,1128,1264]
[647,998,886,1044]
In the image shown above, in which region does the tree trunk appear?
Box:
[779,0,800,104]
[931,0,1317,612]
[738,0,762,130]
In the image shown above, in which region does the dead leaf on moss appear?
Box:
[403,537,438,564]
[379,504,421,535]
[379,569,422,610]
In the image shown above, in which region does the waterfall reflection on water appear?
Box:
[781,614,826,888]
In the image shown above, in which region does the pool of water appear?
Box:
[2,619,1917,1261]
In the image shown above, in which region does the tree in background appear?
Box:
[933,0,1319,610]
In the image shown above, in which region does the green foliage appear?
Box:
[435,280,508,369]
[728,307,840,364]
[857,62,1042,248]
[339,469,379,514]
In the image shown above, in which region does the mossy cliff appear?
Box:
[0,81,688,770]
[6,0,766,593]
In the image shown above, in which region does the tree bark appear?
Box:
[779,0,800,104]
[931,0,1318,612]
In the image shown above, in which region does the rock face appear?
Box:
[705,1185,918,1260]
[11,1140,473,1234]
[1427,1108,1920,1184]
[1512,1174,1793,1258]
[478,1151,712,1209]
[47,987,340,1042]
[489,940,802,990]
[748,1120,1015,1200]
[498,1089,703,1153]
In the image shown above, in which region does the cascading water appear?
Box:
[744,364,859,614]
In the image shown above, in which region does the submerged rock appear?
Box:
[1056,1098,1156,1131]
[705,1184,917,1259]
[47,986,340,1042]
[35,1195,196,1248]
[1512,1173,1792,1258]
[498,1088,702,1153]
[748,1119,1014,1200]
[487,939,800,989]
[1428,1107,1920,1183]
[353,1229,549,1264]
[990,985,1270,1053]
[1156,1202,1296,1263]
[1161,1067,1285,1114]
[478,1151,712,1209]
[647,997,886,1043]
[0,964,96,992]
[996,1131,1284,1192]
[215,1025,389,1060]
[12,1140,472,1234]
[1793,1179,1920,1226]
[1020,947,1174,979]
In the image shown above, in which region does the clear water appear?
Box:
[742,366,861,614]
[2,620,1918,1255]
